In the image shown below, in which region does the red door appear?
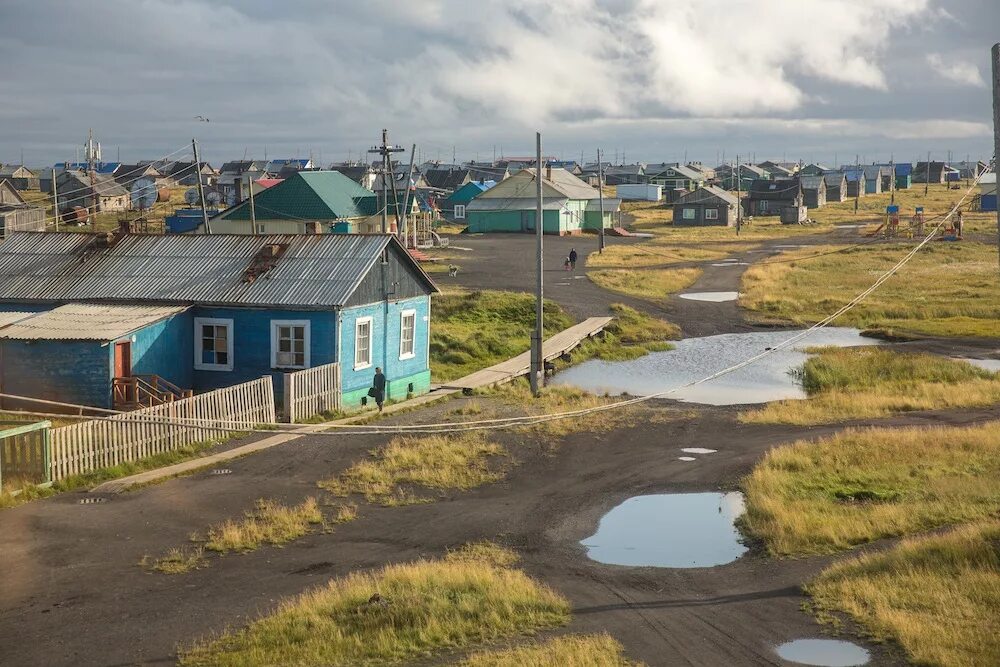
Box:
[114,341,132,378]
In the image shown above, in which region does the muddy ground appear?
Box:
[1,228,997,666]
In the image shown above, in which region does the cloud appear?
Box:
[926,53,986,87]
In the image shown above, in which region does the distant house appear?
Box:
[646,164,704,194]
[217,160,270,200]
[894,163,912,190]
[862,166,885,194]
[466,167,618,234]
[824,173,848,203]
[746,179,803,217]
[0,179,45,236]
[979,173,996,212]
[842,168,865,198]
[799,175,827,209]
[0,165,39,190]
[913,161,947,184]
[115,163,166,188]
[423,168,472,193]
[758,161,797,177]
[443,180,495,221]
[208,171,379,235]
[157,161,217,187]
[56,170,130,212]
[0,232,438,412]
[602,164,645,186]
[266,159,314,177]
[685,162,716,181]
[953,161,988,179]
[673,186,739,226]
[330,163,378,190]
[799,163,831,177]
[715,164,767,191]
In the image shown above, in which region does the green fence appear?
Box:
[0,421,51,493]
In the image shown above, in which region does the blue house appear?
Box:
[0,232,438,412]
[443,180,495,221]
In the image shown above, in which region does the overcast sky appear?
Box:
[1,0,997,168]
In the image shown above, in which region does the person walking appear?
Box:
[371,367,387,412]
[569,247,578,271]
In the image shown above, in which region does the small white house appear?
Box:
[616,183,662,201]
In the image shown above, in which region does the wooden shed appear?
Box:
[799,175,827,209]
[746,179,803,217]
[824,173,848,202]
[673,186,738,226]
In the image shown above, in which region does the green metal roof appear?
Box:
[219,171,378,221]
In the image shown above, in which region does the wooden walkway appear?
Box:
[92,316,614,493]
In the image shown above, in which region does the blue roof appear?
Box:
[59,161,121,174]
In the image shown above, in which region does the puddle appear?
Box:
[678,291,739,302]
[954,357,1000,373]
[682,447,717,454]
[711,261,749,267]
[678,456,696,461]
[552,328,877,405]
[776,639,870,666]
[582,492,747,567]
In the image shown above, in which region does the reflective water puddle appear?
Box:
[582,492,747,567]
[955,357,1000,373]
[678,291,739,302]
[711,261,749,267]
[552,328,877,405]
[678,456,696,461]
[776,639,870,666]
[681,447,717,454]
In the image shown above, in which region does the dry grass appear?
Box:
[144,546,207,575]
[807,522,1000,667]
[589,267,701,304]
[445,541,520,568]
[741,421,1000,557]
[179,546,570,667]
[461,633,643,667]
[740,348,1000,425]
[319,432,508,506]
[740,240,1000,338]
[204,497,324,553]
[586,240,755,268]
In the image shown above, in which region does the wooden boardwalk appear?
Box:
[92,316,614,493]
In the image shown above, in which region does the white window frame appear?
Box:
[453,204,466,219]
[682,207,696,220]
[399,309,416,360]
[270,320,310,370]
[194,317,234,372]
[354,316,373,370]
[705,208,719,220]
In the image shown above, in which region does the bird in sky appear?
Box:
[194,115,210,122]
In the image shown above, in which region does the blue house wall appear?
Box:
[1,339,113,409]
[339,295,431,409]
[129,310,193,390]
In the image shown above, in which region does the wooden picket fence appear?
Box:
[0,421,51,492]
[282,362,341,423]
[48,377,275,482]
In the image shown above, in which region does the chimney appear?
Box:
[546,164,552,181]
[305,221,322,235]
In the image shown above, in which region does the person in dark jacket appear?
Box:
[372,367,386,411]
[569,247,578,270]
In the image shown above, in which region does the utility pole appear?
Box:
[890,155,895,206]
[402,143,417,247]
[87,129,98,223]
[736,155,742,236]
[51,168,59,231]
[193,139,211,234]
[598,148,605,253]
[992,43,1000,271]
[530,132,544,396]
[248,172,257,234]
[854,154,860,214]
[368,129,405,236]
[924,150,931,196]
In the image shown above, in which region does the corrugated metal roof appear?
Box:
[0,232,436,308]
[0,311,34,329]
[218,171,377,221]
[0,303,188,341]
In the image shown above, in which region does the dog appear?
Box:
[448,264,459,277]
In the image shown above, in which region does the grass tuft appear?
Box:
[319,432,507,506]
[741,421,1000,557]
[588,267,701,305]
[740,347,1000,425]
[807,522,1000,667]
[460,633,644,666]
[144,547,207,575]
[204,498,324,553]
[179,551,570,667]
[445,541,520,568]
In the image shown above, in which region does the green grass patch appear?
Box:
[179,545,570,667]
[144,546,207,575]
[740,348,1000,424]
[430,290,573,381]
[461,633,643,666]
[319,431,508,506]
[570,304,679,362]
[203,497,324,553]
[741,421,1000,557]
[741,241,1000,338]
[807,522,1000,667]
[588,267,701,305]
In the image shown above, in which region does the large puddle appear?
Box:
[582,492,747,567]
[552,328,876,405]
[956,357,1000,373]
[776,639,870,666]
[678,291,739,302]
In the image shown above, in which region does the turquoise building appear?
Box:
[0,232,437,412]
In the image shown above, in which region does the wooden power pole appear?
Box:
[530,132,544,396]
[192,139,211,234]
[598,148,605,253]
[992,43,1000,271]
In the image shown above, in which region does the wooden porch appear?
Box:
[112,375,193,410]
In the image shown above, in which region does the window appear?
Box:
[271,320,310,369]
[759,200,769,211]
[682,208,696,220]
[254,223,266,234]
[194,318,233,371]
[454,204,466,219]
[355,316,373,369]
[705,208,719,220]
[399,309,416,360]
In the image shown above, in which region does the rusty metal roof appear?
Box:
[0,303,188,341]
[0,233,436,308]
